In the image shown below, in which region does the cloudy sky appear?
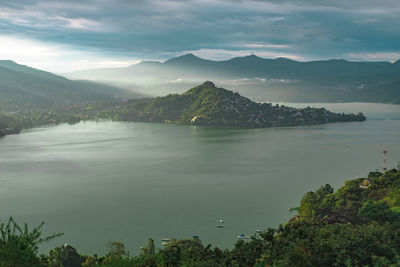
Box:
[0,0,399,72]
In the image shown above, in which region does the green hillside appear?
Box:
[0,60,141,109]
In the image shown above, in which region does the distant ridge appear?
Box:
[0,60,143,108]
[164,53,207,64]
[63,54,400,104]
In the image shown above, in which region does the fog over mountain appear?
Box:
[63,54,400,104]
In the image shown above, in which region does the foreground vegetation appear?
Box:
[2,169,400,266]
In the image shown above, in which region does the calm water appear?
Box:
[0,103,399,255]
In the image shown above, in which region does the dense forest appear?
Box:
[2,169,400,266]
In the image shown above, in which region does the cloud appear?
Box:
[61,17,104,30]
[346,52,400,62]
[241,43,292,49]
[0,35,140,72]
[0,3,112,32]
[354,18,380,24]
[0,0,398,71]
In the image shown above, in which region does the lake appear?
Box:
[0,102,399,255]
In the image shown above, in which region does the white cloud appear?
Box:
[346,52,400,62]
[241,43,292,49]
[0,35,140,72]
[354,18,380,24]
[36,1,102,13]
[0,6,110,32]
[61,17,103,30]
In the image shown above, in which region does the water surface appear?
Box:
[0,103,399,254]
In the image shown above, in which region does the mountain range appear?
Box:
[63,54,400,104]
[0,60,143,110]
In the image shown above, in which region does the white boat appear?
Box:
[216,218,224,228]
[161,238,171,245]
[237,234,251,239]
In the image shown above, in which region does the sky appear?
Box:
[0,0,399,72]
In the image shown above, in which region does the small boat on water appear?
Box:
[161,238,171,246]
[237,234,251,239]
[216,218,224,228]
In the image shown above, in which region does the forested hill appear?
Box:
[114,81,366,127]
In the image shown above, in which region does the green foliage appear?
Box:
[298,170,400,224]
[140,238,155,256]
[82,255,98,267]
[0,217,62,267]
[256,222,400,266]
[103,241,129,265]
[359,200,400,224]
[47,244,83,267]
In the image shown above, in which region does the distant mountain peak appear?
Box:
[244,54,262,60]
[181,53,198,58]
[164,53,204,64]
